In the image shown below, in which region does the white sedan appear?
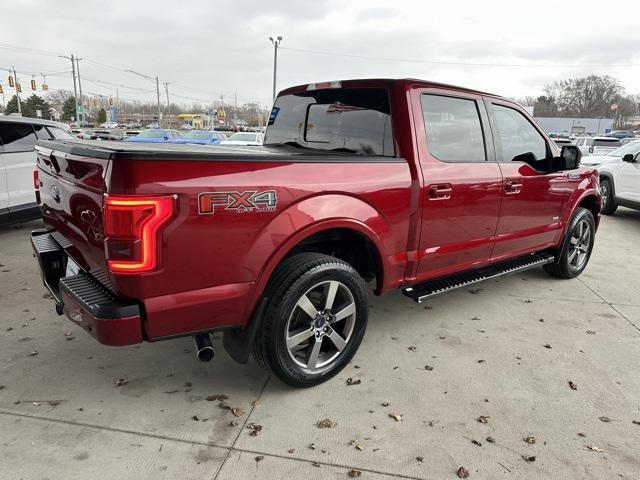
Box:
[220,132,264,146]
[100,121,119,129]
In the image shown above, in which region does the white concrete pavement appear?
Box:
[1,209,639,479]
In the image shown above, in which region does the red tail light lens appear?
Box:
[103,195,175,273]
[33,169,39,190]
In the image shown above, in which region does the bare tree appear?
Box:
[544,75,624,118]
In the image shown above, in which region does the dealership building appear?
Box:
[534,117,614,135]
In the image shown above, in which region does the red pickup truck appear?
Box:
[32,79,600,387]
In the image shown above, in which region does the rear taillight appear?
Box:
[103,195,175,274]
[33,169,39,190]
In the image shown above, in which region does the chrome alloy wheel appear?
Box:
[285,280,356,372]
[568,219,591,269]
[600,182,608,206]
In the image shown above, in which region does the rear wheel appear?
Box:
[253,253,368,388]
[544,207,595,279]
[600,179,618,215]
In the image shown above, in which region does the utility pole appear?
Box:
[268,36,283,104]
[59,54,79,122]
[75,57,84,124]
[155,76,161,127]
[11,66,21,114]
[164,82,171,127]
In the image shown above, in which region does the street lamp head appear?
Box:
[269,36,274,42]
[277,36,283,42]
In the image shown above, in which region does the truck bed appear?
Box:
[35,139,401,163]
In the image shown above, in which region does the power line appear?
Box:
[279,46,640,68]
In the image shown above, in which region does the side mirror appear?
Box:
[552,145,581,171]
[163,136,169,141]
[622,153,636,163]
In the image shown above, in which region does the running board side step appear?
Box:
[402,252,555,303]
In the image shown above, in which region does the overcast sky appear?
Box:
[2,0,639,108]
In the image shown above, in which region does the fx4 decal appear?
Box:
[198,190,278,214]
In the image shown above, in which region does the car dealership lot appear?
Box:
[1,211,639,480]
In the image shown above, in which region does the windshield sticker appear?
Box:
[268,106,280,126]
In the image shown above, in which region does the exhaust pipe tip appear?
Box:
[194,334,215,362]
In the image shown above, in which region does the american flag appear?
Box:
[326,102,366,114]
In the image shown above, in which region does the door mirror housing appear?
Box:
[552,145,581,171]
[622,153,637,163]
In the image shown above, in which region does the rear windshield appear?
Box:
[265,88,394,156]
[227,133,258,142]
[593,139,621,146]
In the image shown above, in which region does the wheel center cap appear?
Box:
[314,317,325,328]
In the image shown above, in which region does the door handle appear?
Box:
[505,181,522,194]
[428,183,452,200]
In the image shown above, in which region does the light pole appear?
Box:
[11,66,21,114]
[59,54,78,122]
[126,69,161,127]
[269,36,283,104]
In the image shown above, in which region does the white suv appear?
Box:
[0,116,74,224]
[597,144,640,215]
[575,136,621,156]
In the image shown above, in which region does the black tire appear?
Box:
[600,178,618,215]
[253,253,368,388]
[544,207,595,279]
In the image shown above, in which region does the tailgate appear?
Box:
[35,143,110,273]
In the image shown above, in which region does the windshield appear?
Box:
[227,133,258,142]
[136,129,167,138]
[264,87,394,156]
[184,131,213,139]
[608,140,640,156]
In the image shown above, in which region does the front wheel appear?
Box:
[253,253,368,388]
[544,207,595,279]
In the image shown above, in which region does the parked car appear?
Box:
[598,146,640,214]
[575,136,621,156]
[32,78,599,387]
[180,123,195,131]
[553,138,573,149]
[0,116,73,224]
[91,129,126,141]
[581,140,640,167]
[124,129,181,143]
[100,121,119,129]
[605,130,635,139]
[125,122,142,129]
[169,130,227,145]
[124,130,140,138]
[220,132,263,145]
[145,123,160,129]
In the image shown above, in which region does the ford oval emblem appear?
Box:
[50,185,61,203]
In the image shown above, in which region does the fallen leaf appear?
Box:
[381,402,390,407]
[231,407,244,417]
[486,436,495,443]
[312,462,320,467]
[477,359,486,363]
[469,288,483,294]
[586,330,596,335]
[114,377,128,387]
[599,416,611,423]
[524,436,536,445]
[317,419,337,429]
[522,455,536,462]
[471,316,480,321]
[288,449,295,454]
[308,443,316,450]
[456,465,470,478]
[18,336,32,342]
[346,377,361,386]
[48,400,62,407]
[192,415,200,421]
[632,420,640,426]
[471,439,482,447]
[407,346,416,351]
[27,350,38,357]
[424,365,434,371]
[390,336,398,340]
[353,365,361,369]
[478,415,490,424]
[348,469,362,477]
[586,445,603,452]
[524,299,532,303]
[416,456,424,463]
[250,399,261,407]
[247,423,263,436]
[355,443,363,451]
[254,455,264,463]
[577,432,586,437]
[164,390,179,394]
[389,413,403,422]
[568,381,578,391]
[206,394,228,402]
[65,336,75,341]
[544,344,552,349]
[229,420,238,427]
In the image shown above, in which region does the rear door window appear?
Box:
[593,139,621,147]
[421,94,486,162]
[33,124,53,140]
[0,123,38,153]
